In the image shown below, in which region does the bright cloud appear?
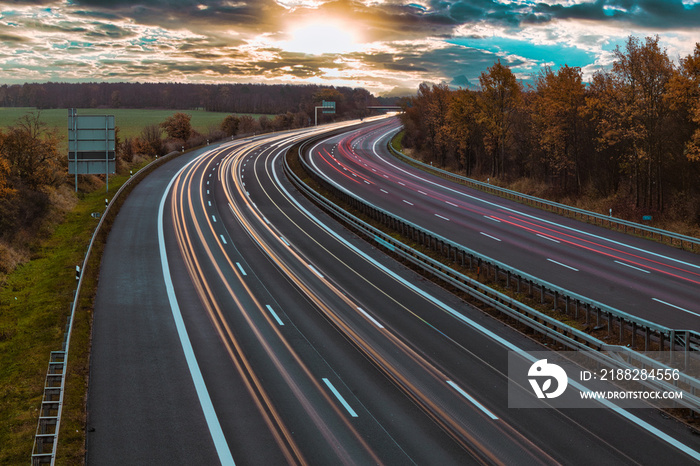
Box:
[0,1,698,96]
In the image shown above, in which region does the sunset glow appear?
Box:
[0,1,699,96]
[282,19,363,55]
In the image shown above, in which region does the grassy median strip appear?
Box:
[0,162,154,464]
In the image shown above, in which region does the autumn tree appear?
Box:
[0,155,13,198]
[477,60,522,177]
[612,35,674,210]
[583,70,628,195]
[134,124,164,157]
[160,112,192,141]
[0,112,64,240]
[444,88,480,174]
[221,114,240,137]
[238,115,259,135]
[533,65,586,190]
[0,112,64,189]
[667,43,700,162]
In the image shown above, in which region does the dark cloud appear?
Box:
[60,0,286,34]
[1,1,698,93]
[0,32,29,43]
[85,22,136,39]
[526,0,700,30]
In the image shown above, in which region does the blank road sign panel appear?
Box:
[68,112,116,175]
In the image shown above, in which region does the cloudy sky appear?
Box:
[1,0,699,96]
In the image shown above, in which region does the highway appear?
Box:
[87,119,700,464]
[306,119,700,331]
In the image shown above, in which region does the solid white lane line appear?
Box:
[158,160,235,466]
[370,127,700,275]
[265,305,285,326]
[220,235,227,244]
[322,378,358,418]
[307,263,324,279]
[435,214,450,221]
[615,260,650,274]
[480,232,501,242]
[547,258,579,272]
[357,307,384,329]
[278,148,700,462]
[236,262,247,276]
[652,298,699,317]
[537,234,560,243]
[403,200,414,206]
[446,380,498,420]
[280,236,290,246]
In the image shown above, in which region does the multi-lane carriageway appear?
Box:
[87,116,700,464]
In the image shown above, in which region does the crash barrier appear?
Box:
[31,150,181,465]
[387,132,700,252]
[284,134,700,412]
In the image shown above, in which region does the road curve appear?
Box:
[305,118,700,331]
[87,120,700,464]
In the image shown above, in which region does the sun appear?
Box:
[281,19,362,55]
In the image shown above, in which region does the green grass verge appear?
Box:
[390,129,404,152]
[0,160,154,465]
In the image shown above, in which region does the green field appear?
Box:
[0,107,269,140]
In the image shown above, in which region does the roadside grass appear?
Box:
[0,161,152,465]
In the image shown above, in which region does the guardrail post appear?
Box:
[540,284,546,304]
[619,316,624,343]
[644,327,650,351]
[670,330,676,355]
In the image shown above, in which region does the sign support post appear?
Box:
[314,100,336,126]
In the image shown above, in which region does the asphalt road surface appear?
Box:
[87,120,700,465]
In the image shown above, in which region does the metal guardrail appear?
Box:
[30,150,181,465]
[285,135,700,411]
[387,132,700,252]
[297,137,700,353]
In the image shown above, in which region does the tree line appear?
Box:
[0,81,388,118]
[0,82,394,273]
[400,36,700,222]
